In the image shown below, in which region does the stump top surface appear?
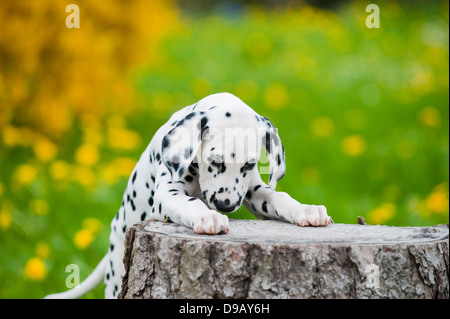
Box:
[141,219,448,245]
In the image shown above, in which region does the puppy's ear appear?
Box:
[161,111,210,181]
[259,116,286,190]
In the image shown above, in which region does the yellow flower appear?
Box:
[101,164,119,186]
[74,229,94,250]
[101,157,136,185]
[82,218,103,234]
[29,199,49,216]
[114,157,137,177]
[36,242,51,259]
[368,203,396,224]
[33,137,58,162]
[264,83,289,110]
[2,125,22,147]
[0,208,12,230]
[311,116,334,138]
[341,135,366,156]
[75,144,99,166]
[425,184,449,214]
[418,106,441,128]
[107,128,141,151]
[13,164,38,186]
[72,165,97,188]
[24,257,47,281]
[49,160,70,181]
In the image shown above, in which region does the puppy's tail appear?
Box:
[44,255,108,299]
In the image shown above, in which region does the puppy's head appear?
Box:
[198,127,260,212]
[161,93,286,213]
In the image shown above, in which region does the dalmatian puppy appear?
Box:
[45,92,331,299]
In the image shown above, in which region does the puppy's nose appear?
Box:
[214,199,235,213]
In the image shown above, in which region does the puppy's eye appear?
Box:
[244,162,256,171]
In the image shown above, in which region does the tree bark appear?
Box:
[119,220,449,299]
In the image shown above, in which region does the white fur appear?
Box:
[44,93,331,299]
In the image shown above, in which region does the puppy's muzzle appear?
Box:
[213,199,237,213]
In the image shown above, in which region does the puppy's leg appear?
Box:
[104,230,125,299]
[151,171,229,234]
[243,175,332,227]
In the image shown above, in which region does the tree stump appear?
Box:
[119,220,449,299]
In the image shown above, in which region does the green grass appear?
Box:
[0,1,448,298]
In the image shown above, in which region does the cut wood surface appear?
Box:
[119,220,449,299]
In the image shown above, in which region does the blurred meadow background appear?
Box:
[0,0,448,298]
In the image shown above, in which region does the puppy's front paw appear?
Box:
[273,193,332,227]
[294,204,332,227]
[193,210,230,235]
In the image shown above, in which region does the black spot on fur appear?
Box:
[110,244,114,251]
[175,119,185,128]
[200,117,209,138]
[141,212,147,221]
[262,201,268,213]
[265,131,271,154]
[148,197,154,206]
[188,164,198,176]
[188,197,197,202]
[209,192,216,204]
[185,175,193,182]
[225,112,231,117]
[185,112,197,120]
[132,171,137,184]
[158,203,162,214]
[162,135,170,150]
